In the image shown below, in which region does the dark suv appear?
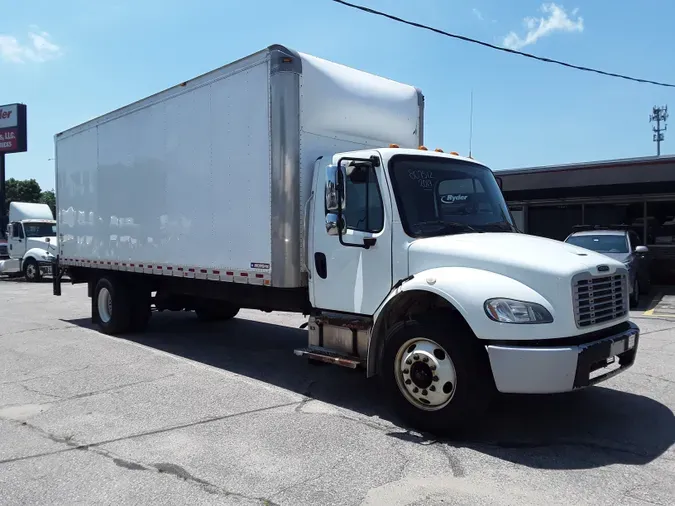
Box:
[565,227,651,308]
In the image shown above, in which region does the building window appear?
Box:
[527,205,582,241]
[583,202,644,238]
[646,201,675,246]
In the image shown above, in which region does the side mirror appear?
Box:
[325,213,346,236]
[635,245,649,254]
[325,164,347,213]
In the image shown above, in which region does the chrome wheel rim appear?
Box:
[394,337,457,411]
[26,264,36,279]
[97,287,113,323]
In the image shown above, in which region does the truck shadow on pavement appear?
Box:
[64,311,674,472]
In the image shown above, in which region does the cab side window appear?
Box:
[11,223,23,239]
[629,231,642,249]
[343,166,384,233]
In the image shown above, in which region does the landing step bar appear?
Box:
[293,346,362,369]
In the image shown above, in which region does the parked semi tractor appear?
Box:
[52,45,639,431]
[0,202,57,281]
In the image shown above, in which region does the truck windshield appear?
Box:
[24,223,56,238]
[388,155,515,238]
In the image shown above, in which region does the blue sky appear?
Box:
[2,0,674,190]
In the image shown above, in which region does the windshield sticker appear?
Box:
[440,194,469,204]
[408,169,434,189]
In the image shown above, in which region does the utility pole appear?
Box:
[650,105,668,156]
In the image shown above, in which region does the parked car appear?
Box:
[565,227,651,308]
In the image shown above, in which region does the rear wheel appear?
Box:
[379,314,494,434]
[129,290,152,332]
[195,301,239,322]
[93,277,132,335]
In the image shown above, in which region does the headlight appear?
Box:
[484,298,553,324]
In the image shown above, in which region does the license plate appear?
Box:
[609,333,636,357]
[628,334,636,349]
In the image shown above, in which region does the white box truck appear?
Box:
[53,45,639,432]
[0,202,57,281]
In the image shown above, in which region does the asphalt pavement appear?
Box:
[0,279,673,505]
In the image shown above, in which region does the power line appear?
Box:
[332,0,675,88]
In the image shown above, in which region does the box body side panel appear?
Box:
[57,59,273,279]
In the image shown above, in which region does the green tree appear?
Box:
[4,178,42,214]
[40,190,56,217]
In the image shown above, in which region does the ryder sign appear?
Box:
[0,103,27,154]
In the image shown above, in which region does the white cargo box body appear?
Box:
[55,45,424,288]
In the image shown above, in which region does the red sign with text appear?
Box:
[0,104,27,154]
[0,128,18,152]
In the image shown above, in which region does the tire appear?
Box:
[23,258,41,282]
[93,277,132,335]
[129,291,152,332]
[195,301,239,322]
[379,313,494,434]
[640,272,651,295]
[630,278,640,308]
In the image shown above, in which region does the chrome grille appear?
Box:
[573,272,628,328]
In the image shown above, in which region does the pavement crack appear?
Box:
[17,383,64,400]
[0,401,299,467]
[67,373,177,400]
[269,454,349,500]
[294,380,316,413]
[631,372,675,385]
[0,325,75,339]
[0,365,94,386]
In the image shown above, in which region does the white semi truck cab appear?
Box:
[0,202,57,281]
[52,45,639,433]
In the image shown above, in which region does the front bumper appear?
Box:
[486,322,639,394]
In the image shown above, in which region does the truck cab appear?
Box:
[0,202,57,281]
[298,146,639,431]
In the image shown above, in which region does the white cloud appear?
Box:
[472,8,484,21]
[503,3,583,50]
[0,28,62,63]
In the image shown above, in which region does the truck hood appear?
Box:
[27,237,58,254]
[408,232,626,311]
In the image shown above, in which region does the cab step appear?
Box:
[293,346,362,369]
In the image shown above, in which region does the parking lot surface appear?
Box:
[1,280,674,505]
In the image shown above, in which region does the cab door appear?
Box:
[309,155,393,315]
[8,222,26,258]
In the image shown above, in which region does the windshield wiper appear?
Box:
[481,221,515,232]
[415,221,483,235]
[442,222,483,233]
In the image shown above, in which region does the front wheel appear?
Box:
[23,258,41,282]
[379,315,495,434]
[630,278,640,308]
